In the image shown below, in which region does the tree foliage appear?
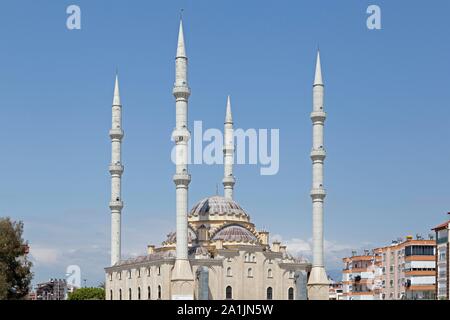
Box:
[0,217,33,300]
[68,287,105,300]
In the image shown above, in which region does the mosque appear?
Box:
[104,18,329,300]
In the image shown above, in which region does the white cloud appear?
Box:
[29,246,59,266]
[271,234,363,271]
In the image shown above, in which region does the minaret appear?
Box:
[222,95,235,199]
[170,18,194,299]
[109,74,124,266]
[307,51,330,300]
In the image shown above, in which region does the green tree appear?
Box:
[0,217,33,300]
[68,287,105,300]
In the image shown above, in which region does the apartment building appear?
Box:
[342,236,436,300]
[377,236,436,300]
[342,252,381,300]
[432,216,449,300]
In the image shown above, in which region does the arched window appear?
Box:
[247,268,253,278]
[288,287,294,300]
[119,289,122,300]
[138,287,141,300]
[129,288,132,300]
[147,268,151,277]
[268,269,273,278]
[110,290,113,300]
[225,286,233,300]
[148,286,151,300]
[227,267,232,277]
[252,254,256,262]
[158,285,162,300]
[267,287,273,300]
[244,253,249,262]
[157,266,161,275]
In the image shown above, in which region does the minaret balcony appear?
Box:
[310,188,327,200]
[109,164,124,175]
[173,85,191,99]
[109,129,124,140]
[173,173,191,186]
[172,128,191,142]
[310,111,327,123]
[109,201,124,210]
[222,176,236,187]
[310,149,326,161]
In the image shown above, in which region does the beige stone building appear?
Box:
[105,196,310,300]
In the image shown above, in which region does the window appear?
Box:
[128,270,132,279]
[266,287,273,300]
[268,269,273,278]
[158,285,162,300]
[226,286,233,300]
[118,272,122,280]
[119,289,122,300]
[147,268,151,276]
[148,286,151,300]
[109,273,113,281]
[110,290,113,300]
[227,267,232,277]
[244,254,249,262]
[157,267,161,275]
[405,245,434,256]
[288,287,294,300]
[252,255,256,262]
[248,268,253,278]
[129,288,132,300]
[137,269,141,278]
[138,287,141,300]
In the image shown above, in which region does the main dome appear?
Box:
[189,196,249,220]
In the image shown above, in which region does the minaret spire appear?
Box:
[307,50,329,300]
[109,74,124,266]
[176,19,187,58]
[171,17,194,299]
[223,95,235,199]
[314,50,323,86]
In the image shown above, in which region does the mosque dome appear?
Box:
[211,224,259,244]
[189,196,250,221]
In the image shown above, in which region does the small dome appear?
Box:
[164,227,197,244]
[189,196,249,219]
[212,224,259,243]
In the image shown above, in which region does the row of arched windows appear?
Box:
[110,267,162,281]
[226,267,273,278]
[225,286,295,300]
[111,285,162,300]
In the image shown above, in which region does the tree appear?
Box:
[68,287,105,300]
[0,217,33,300]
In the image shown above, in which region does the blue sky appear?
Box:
[0,0,449,286]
